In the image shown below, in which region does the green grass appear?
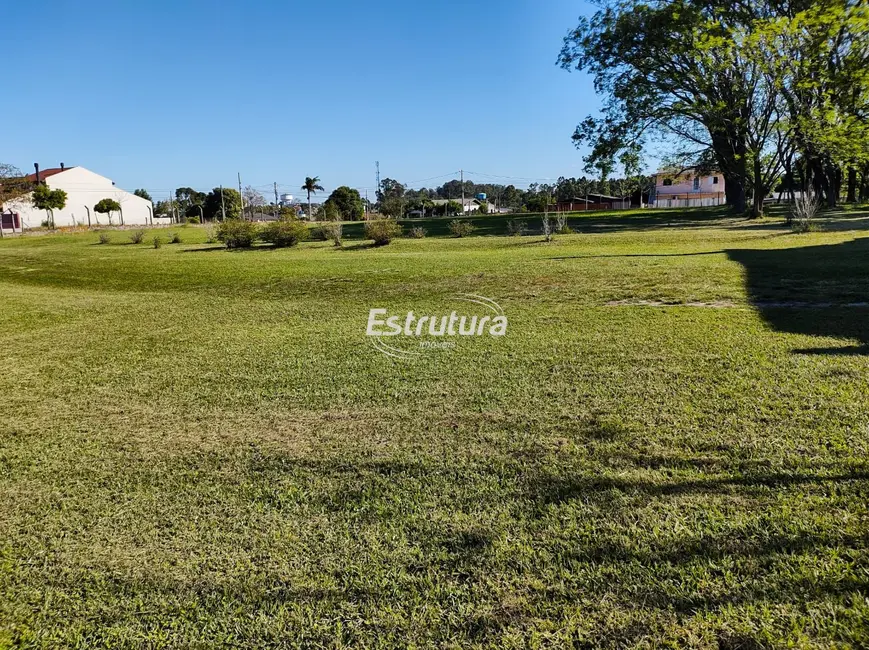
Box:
[1,210,868,648]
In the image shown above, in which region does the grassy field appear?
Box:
[1,208,868,648]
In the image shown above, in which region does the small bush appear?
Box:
[130,230,145,244]
[448,220,476,238]
[153,236,163,249]
[41,219,52,228]
[319,221,343,247]
[217,219,259,249]
[204,225,217,244]
[557,224,574,234]
[365,219,403,246]
[506,219,527,236]
[170,232,183,244]
[98,232,111,245]
[790,192,822,233]
[407,226,427,239]
[187,216,200,224]
[260,219,309,248]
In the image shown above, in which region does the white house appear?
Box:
[431,198,489,214]
[650,167,726,208]
[2,165,154,230]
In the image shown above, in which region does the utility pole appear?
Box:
[274,182,279,219]
[375,161,380,202]
[220,185,226,221]
[238,173,244,220]
[169,190,175,223]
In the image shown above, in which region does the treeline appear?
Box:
[377,175,653,216]
[561,0,869,216]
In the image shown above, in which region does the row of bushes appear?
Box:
[215,218,479,249]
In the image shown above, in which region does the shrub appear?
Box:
[98,232,111,245]
[365,219,403,246]
[187,216,200,224]
[407,226,427,239]
[319,221,343,247]
[310,224,327,241]
[558,224,574,234]
[789,192,821,233]
[130,230,145,244]
[506,219,527,236]
[204,225,217,244]
[170,232,183,244]
[260,219,309,248]
[217,219,259,249]
[448,220,476,238]
[153,236,163,249]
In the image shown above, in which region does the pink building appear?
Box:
[652,168,725,208]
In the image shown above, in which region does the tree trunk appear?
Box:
[750,156,764,218]
[846,167,857,203]
[307,191,312,221]
[724,173,746,214]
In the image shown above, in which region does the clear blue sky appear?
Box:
[5,1,602,199]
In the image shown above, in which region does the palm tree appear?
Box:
[301,176,325,220]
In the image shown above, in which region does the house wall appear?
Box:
[4,167,153,229]
[655,172,724,196]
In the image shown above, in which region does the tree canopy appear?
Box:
[203,187,241,221]
[558,0,869,215]
[325,186,364,221]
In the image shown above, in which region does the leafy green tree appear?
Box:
[377,178,405,202]
[203,187,241,221]
[325,186,364,221]
[32,184,67,228]
[94,198,122,225]
[133,189,152,202]
[301,177,325,220]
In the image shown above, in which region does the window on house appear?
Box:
[693,177,700,190]
[662,179,673,186]
[713,176,719,184]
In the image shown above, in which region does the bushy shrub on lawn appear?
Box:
[153,236,163,249]
[98,232,111,245]
[506,219,527,236]
[365,219,403,246]
[315,222,343,247]
[448,220,476,238]
[170,232,183,244]
[217,219,259,249]
[407,226,427,239]
[260,219,309,248]
[187,216,200,224]
[130,230,145,244]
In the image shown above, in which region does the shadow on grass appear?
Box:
[551,250,723,261]
[727,237,869,354]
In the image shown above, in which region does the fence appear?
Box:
[652,196,725,208]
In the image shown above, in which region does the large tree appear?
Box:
[558,0,785,214]
[325,186,364,221]
[301,177,324,221]
[133,188,152,202]
[203,187,241,221]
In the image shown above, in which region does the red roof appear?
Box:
[24,167,72,183]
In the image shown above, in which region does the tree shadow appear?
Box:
[726,238,869,354]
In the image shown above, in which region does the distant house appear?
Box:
[651,168,725,208]
[2,164,154,230]
[431,198,488,214]
[553,194,631,212]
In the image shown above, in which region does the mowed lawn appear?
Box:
[1,210,868,648]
